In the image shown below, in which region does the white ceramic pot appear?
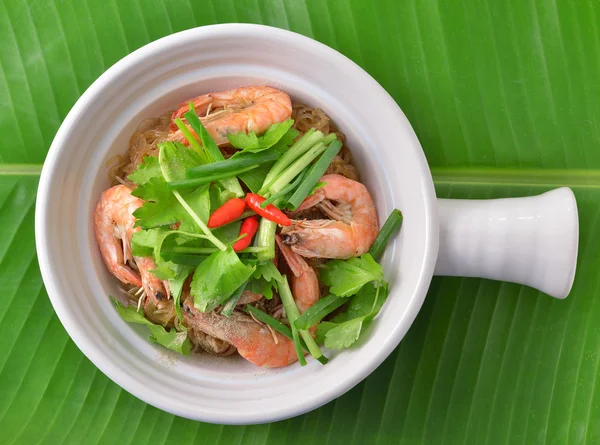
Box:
[35,24,579,424]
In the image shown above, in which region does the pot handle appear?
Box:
[434,187,579,299]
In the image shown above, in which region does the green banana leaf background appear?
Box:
[1,0,599,443]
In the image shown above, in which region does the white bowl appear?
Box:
[35,24,578,424]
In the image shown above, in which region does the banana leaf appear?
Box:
[1,0,599,443]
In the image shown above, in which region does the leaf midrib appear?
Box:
[8,164,600,187]
[0,165,44,175]
[432,167,600,187]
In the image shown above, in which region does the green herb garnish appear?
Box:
[221,280,249,317]
[279,276,326,365]
[286,139,342,209]
[319,253,383,297]
[190,247,255,312]
[369,209,403,259]
[187,151,280,178]
[227,119,296,154]
[294,294,350,331]
[317,282,388,350]
[113,299,191,355]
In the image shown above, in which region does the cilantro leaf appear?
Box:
[232,123,298,192]
[149,260,179,280]
[127,155,162,184]
[212,220,242,245]
[158,140,204,180]
[246,261,284,299]
[131,177,178,228]
[227,131,260,151]
[169,264,194,322]
[322,318,364,350]
[316,321,338,344]
[271,127,299,153]
[227,120,296,154]
[319,253,383,297]
[238,162,275,193]
[113,299,191,355]
[191,247,256,312]
[317,282,389,350]
[254,120,296,150]
[131,228,164,257]
[209,183,236,210]
[332,281,388,323]
[247,277,275,300]
[253,261,284,284]
[129,143,211,232]
[150,230,210,282]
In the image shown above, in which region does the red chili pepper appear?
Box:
[233,216,260,252]
[207,198,246,228]
[246,193,292,226]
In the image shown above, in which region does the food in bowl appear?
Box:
[94,85,402,368]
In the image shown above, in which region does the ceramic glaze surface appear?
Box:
[435,188,578,299]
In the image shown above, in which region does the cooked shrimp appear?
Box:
[281,174,378,259]
[183,299,298,368]
[94,185,168,303]
[138,255,174,326]
[169,86,292,146]
[237,290,264,306]
[276,235,320,313]
[181,243,320,368]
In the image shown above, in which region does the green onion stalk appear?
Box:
[255,133,337,261]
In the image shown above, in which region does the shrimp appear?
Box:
[182,299,298,368]
[180,239,320,367]
[276,235,320,313]
[237,290,264,306]
[94,185,167,304]
[169,86,292,146]
[281,174,379,259]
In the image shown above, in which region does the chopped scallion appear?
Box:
[294,294,350,330]
[286,139,342,209]
[182,103,245,197]
[171,246,267,254]
[368,209,403,259]
[261,168,308,208]
[245,304,292,337]
[186,151,280,178]
[266,141,328,194]
[222,281,248,317]
[167,165,258,190]
[279,276,327,363]
[183,103,225,163]
[255,219,277,261]
[173,118,211,164]
[259,129,323,194]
